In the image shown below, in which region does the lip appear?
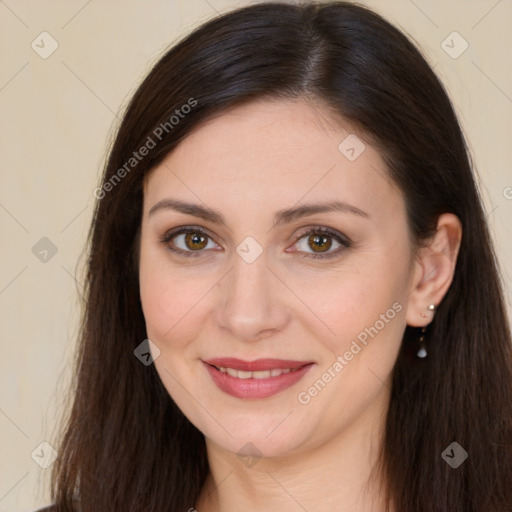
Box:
[202,358,314,399]
[204,358,311,371]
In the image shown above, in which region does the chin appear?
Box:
[198,411,318,461]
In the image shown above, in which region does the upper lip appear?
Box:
[203,358,313,371]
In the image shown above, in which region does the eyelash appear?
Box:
[159,225,351,260]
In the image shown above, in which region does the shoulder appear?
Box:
[33,506,57,512]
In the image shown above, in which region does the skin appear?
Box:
[138,97,462,512]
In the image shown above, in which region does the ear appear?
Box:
[405,213,463,327]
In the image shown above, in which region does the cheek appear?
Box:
[295,248,409,366]
[139,250,208,346]
[298,276,406,432]
[297,268,401,342]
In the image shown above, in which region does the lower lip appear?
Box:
[203,362,314,399]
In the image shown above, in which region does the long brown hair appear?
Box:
[49,2,512,510]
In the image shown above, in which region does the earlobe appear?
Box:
[405,213,462,327]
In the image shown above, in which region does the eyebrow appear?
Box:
[148,198,369,226]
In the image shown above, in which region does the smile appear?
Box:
[202,358,315,399]
[213,366,300,379]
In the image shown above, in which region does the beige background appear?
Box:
[0,0,510,510]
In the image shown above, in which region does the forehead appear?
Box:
[143,98,402,222]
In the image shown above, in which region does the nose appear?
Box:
[215,252,290,342]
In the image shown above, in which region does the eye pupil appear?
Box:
[185,232,207,250]
[309,234,332,253]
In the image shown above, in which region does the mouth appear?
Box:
[210,366,302,379]
[202,358,315,399]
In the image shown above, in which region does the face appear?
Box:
[138,98,416,459]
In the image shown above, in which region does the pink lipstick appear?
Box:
[203,358,314,399]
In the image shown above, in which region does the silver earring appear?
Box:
[420,303,436,318]
[417,304,435,358]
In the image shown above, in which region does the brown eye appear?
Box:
[291,227,351,259]
[161,228,220,257]
[184,232,208,250]
[308,234,332,253]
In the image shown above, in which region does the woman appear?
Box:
[41,2,512,511]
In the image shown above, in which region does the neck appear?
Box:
[196,386,392,512]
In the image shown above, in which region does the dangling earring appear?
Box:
[417,326,428,358]
[417,304,435,358]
